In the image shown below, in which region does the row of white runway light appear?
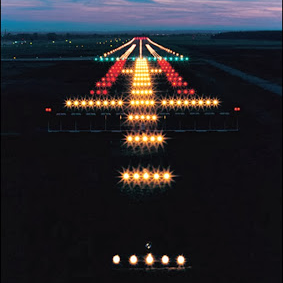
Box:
[65,98,220,108]
[113,254,186,266]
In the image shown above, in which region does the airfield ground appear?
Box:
[1,35,282,283]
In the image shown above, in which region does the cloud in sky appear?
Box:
[1,0,282,31]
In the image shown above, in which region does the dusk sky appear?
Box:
[1,0,282,32]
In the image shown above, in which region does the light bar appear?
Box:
[121,168,173,185]
[129,100,155,107]
[120,44,137,60]
[65,99,124,108]
[125,133,165,147]
[127,114,158,122]
[103,37,135,57]
[160,98,220,108]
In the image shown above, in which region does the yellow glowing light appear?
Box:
[88,100,94,106]
[113,255,120,264]
[131,101,135,105]
[133,173,140,180]
[213,99,219,105]
[135,136,140,142]
[96,101,101,106]
[177,100,182,105]
[118,100,123,106]
[146,253,154,265]
[143,173,149,180]
[162,100,167,105]
[157,136,163,142]
[154,173,159,180]
[161,255,169,265]
[123,173,130,180]
[129,255,138,265]
[150,136,156,142]
[66,100,72,106]
[170,100,174,105]
[177,255,185,265]
[127,136,133,142]
[164,173,171,180]
[141,115,145,120]
[142,136,148,142]
[111,100,115,106]
[152,115,157,121]
[146,115,151,120]
[206,100,211,105]
[135,115,139,120]
[184,100,189,105]
[129,115,134,120]
[74,100,79,106]
[103,101,108,106]
[198,100,204,106]
[192,100,196,105]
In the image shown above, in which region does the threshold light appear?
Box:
[177,255,185,266]
[113,255,120,264]
[129,255,138,265]
[146,253,154,265]
[161,255,169,265]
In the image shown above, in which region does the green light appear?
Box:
[111,57,114,61]
[164,57,167,60]
[148,57,151,61]
[186,57,189,61]
[169,57,173,61]
[106,58,109,61]
[154,58,157,61]
[175,57,179,61]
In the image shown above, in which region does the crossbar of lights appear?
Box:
[127,114,158,122]
[125,133,165,145]
[121,168,173,184]
[131,90,153,95]
[65,99,124,108]
[147,38,183,57]
[120,44,137,60]
[145,44,162,60]
[122,69,134,74]
[150,69,162,74]
[161,98,220,108]
[113,254,186,266]
[103,38,135,57]
[129,100,156,107]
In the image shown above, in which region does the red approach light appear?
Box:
[183,89,188,94]
[174,72,179,77]
[178,77,183,81]
[177,82,182,87]
[102,82,106,87]
[111,77,116,82]
[96,90,101,95]
[183,82,188,87]
[107,82,112,87]
[45,108,52,112]
[90,90,95,95]
[102,90,108,95]
[234,107,241,112]
[96,82,101,87]
[102,77,106,82]
[172,82,177,87]
[189,89,195,95]
[177,90,182,94]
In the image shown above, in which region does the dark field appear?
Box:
[1,36,282,283]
